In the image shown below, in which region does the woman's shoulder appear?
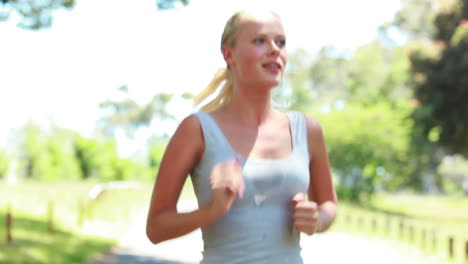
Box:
[168,113,205,159]
[171,113,205,143]
[179,113,203,129]
[286,111,323,132]
[287,111,324,141]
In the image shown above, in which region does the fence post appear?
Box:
[358,215,364,232]
[431,229,438,254]
[6,203,12,244]
[385,216,391,237]
[448,236,454,259]
[371,216,378,235]
[465,239,468,263]
[78,200,85,227]
[399,218,405,240]
[346,212,352,229]
[408,223,414,244]
[47,200,54,233]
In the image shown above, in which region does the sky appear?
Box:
[0,0,402,154]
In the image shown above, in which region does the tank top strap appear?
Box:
[287,111,310,159]
[193,111,234,155]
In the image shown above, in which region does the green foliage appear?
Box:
[0,151,8,179]
[314,103,414,200]
[286,47,349,112]
[385,0,436,40]
[0,0,75,30]
[19,123,82,182]
[438,155,468,194]
[286,44,417,199]
[346,42,412,105]
[148,142,167,172]
[72,134,154,182]
[13,122,155,182]
[409,0,468,157]
[72,134,119,181]
[156,0,190,10]
[99,86,174,138]
[286,43,411,114]
[1,0,190,30]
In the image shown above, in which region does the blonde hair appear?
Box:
[193,10,280,112]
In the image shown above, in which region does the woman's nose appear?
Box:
[268,41,280,56]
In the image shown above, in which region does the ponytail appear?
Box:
[193,67,233,112]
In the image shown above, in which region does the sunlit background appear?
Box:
[1,0,467,263]
[0,0,402,155]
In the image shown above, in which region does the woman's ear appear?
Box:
[222,45,234,67]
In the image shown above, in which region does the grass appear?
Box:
[8,178,466,263]
[0,178,196,264]
[1,181,115,264]
[0,211,114,264]
[365,192,468,236]
[331,193,468,264]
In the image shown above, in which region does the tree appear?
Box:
[98,85,174,138]
[382,0,436,41]
[286,43,412,113]
[17,122,82,181]
[156,0,189,10]
[0,0,75,30]
[0,0,189,30]
[284,47,350,112]
[72,134,154,181]
[316,102,414,201]
[409,0,468,157]
[346,42,412,106]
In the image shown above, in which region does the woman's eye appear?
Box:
[254,38,265,44]
[276,39,286,47]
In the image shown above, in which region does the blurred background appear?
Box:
[1,0,467,263]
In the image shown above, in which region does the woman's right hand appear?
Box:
[209,158,245,218]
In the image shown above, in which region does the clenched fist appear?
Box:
[209,158,245,218]
[291,192,319,235]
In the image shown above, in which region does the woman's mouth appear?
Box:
[262,62,281,73]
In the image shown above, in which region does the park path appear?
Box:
[89,200,448,264]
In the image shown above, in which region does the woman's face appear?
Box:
[224,14,287,90]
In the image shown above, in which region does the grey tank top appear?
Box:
[191,111,310,264]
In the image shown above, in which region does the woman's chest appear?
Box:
[235,155,310,207]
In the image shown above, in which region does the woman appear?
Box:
[146,9,337,264]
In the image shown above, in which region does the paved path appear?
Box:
[89,200,449,264]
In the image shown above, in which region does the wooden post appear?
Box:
[371,217,377,234]
[399,218,404,240]
[465,239,468,263]
[47,200,54,233]
[408,224,414,243]
[345,213,351,228]
[448,236,454,259]
[78,200,85,227]
[432,229,438,253]
[421,227,427,252]
[385,216,391,236]
[357,216,363,231]
[6,204,12,244]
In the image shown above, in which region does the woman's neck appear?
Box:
[222,83,276,126]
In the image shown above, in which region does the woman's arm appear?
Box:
[146,114,244,244]
[146,115,215,244]
[305,114,338,233]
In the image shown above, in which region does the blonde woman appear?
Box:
[146,9,337,264]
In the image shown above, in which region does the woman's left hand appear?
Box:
[291,192,319,235]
